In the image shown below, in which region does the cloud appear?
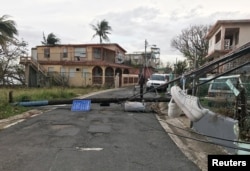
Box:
[2,0,250,64]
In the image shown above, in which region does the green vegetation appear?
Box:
[0,86,107,119]
[0,15,18,46]
[200,97,235,118]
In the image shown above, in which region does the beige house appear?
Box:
[20,43,139,87]
[205,19,250,74]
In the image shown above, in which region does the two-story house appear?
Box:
[205,19,250,74]
[20,43,138,87]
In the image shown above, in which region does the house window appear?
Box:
[60,68,66,76]
[74,48,86,57]
[63,48,68,58]
[93,48,101,59]
[44,48,50,58]
[69,68,75,77]
[215,31,221,44]
[82,69,89,77]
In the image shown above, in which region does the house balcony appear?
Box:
[206,39,235,60]
[20,50,123,66]
[206,27,240,60]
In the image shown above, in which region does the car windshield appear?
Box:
[211,77,239,91]
[150,75,165,81]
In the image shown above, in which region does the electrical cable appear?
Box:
[157,117,250,144]
[55,97,250,153]
[83,91,250,153]
[131,112,250,152]
[144,105,247,144]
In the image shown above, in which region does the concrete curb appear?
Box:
[156,114,229,171]
[0,109,43,130]
[0,88,127,130]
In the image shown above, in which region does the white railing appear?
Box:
[20,57,47,76]
[122,74,139,87]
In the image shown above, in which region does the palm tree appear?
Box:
[91,19,112,43]
[0,15,18,46]
[41,32,60,45]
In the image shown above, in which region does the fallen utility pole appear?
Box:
[16,97,171,107]
[48,97,171,105]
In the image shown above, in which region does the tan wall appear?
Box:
[36,45,125,62]
[42,65,60,72]
[33,44,127,87]
[104,50,115,62]
[84,47,94,61]
[67,65,93,87]
[208,27,222,54]
[238,25,250,47]
[37,46,62,61]
[68,70,92,87]
[208,24,250,54]
[42,65,93,87]
[37,46,91,61]
[41,64,134,87]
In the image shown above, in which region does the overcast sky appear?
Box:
[2,0,250,64]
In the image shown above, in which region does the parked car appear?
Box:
[146,73,170,91]
[202,75,243,104]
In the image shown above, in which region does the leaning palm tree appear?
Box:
[0,15,18,46]
[90,19,112,43]
[41,32,60,45]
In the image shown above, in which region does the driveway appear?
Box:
[0,87,200,171]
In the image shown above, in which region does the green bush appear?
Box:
[0,86,107,119]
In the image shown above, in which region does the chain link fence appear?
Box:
[197,75,250,119]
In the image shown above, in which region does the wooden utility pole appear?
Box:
[139,39,148,99]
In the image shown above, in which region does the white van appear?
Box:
[146,73,170,91]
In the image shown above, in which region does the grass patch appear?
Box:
[0,86,107,119]
[200,97,235,118]
[0,103,28,119]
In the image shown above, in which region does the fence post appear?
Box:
[9,91,13,103]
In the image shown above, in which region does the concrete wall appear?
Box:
[192,111,238,154]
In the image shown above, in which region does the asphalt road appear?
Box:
[0,87,200,171]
